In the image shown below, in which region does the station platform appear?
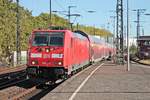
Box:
[42,61,150,100]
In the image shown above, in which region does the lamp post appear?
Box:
[127,0,130,71]
[16,0,21,65]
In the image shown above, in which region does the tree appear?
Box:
[130,44,137,54]
[0,0,112,64]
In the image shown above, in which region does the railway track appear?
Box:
[0,65,26,75]
[0,65,64,99]
[0,79,62,100]
[0,64,26,89]
[0,79,38,100]
[0,69,26,90]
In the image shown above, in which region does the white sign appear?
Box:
[31,53,42,58]
[52,54,63,58]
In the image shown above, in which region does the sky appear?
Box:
[19,0,150,37]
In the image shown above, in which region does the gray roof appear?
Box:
[138,36,150,41]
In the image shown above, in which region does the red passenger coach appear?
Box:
[88,35,115,62]
[27,29,90,80]
[88,36,103,62]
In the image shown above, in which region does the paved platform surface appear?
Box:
[42,61,150,100]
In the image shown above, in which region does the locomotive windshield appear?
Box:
[32,32,64,46]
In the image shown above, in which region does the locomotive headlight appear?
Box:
[46,48,50,53]
[31,60,38,65]
[32,61,35,65]
[58,62,62,65]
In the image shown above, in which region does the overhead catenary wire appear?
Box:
[54,0,67,11]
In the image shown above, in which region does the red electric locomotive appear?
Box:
[27,29,90,81]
